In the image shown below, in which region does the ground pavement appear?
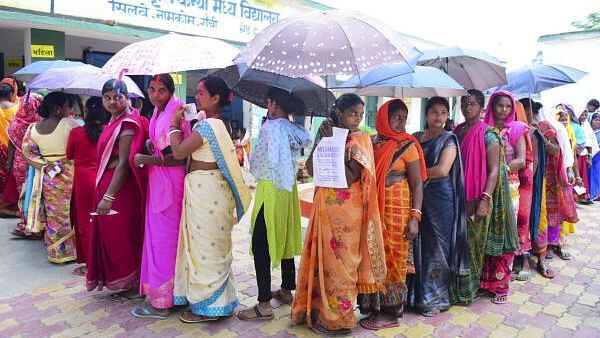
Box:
[0,201,599,337]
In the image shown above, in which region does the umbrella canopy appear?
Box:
[102,32,240,76]
[236,10,416,80]
[13,60,86,82]
[28,64,145,98]
[338,64,467,98]
[417,46,507,91]
[485,64,587,94]
[213,63,335,117]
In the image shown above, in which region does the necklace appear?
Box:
[110,108,129,123]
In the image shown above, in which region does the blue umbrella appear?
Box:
[485,64,587,94]
[338,64,466,98]
[417,46,507,91]
[13,60,86,82]
[213,63,335,117]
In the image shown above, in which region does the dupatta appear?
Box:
[374,99,427,217]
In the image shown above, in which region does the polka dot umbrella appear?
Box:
[236,10,417,81]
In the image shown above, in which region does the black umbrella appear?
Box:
[213,63,335,117]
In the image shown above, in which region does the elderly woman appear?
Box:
[357,98,425,329]
[409,96,468,316]
[291,93,386,334]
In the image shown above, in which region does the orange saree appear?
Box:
[291,131,386,331]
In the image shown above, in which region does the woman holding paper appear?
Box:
[356,99,425,330]
[409,96,469,315]
[291,93,386,335]
[131,74,191,319]
[169,76,251,323]
[87,79,148,299]
[21,92,80,263]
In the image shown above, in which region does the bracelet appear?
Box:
[169,125,179,130]
[410,209,422,222]
[481,192,492,201]
[102,194,115,202]
[168,129,181,137]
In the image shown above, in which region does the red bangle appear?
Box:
[410,209,422,222]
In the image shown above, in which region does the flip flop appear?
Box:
[272,289,293,305]
[111,290,143,302]
[359,316,399,330]
[537,263,555,279]
[72,266,87,276]
[554,247,571,260]
[237,305,274,321]
[131,303,169,320]
[178,310,221,323]
[491,294,508,305]
[311,322,352,336]
[422,307,440,317]
[514,270,532,282]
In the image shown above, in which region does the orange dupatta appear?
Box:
[374,99,427,217]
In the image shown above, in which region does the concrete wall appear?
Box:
[65,35,128,60]
[539,36,600,113]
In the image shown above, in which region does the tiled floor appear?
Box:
[1,202,599,337]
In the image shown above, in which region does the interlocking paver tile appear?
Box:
[1,199,600,337]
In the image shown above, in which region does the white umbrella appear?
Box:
[102,32,240,76]
[28,64,145,97]
[13,60,86,82]
[236,10,416,80]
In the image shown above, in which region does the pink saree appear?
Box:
[140,95,191,309]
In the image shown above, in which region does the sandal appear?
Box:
[178,310,221,323]
[72,266,87,276]
[514,270,532,282]
[10,229,43,240]
[545,250,554,259]
[537,263,555,279]
[491,294,508,305]
[311,322,352,336]
[359,315,399,330]
[111,289,143,302]
[553,247,571,260]
[272,289,293,305]
[131,303,169,320]
[422,307,440,317]
[237,305,274,321]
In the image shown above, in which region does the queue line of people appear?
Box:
[0,73,590,334]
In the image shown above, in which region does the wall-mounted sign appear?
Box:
[31,45,55,58]
[6,58,24,69]
[53,0,301,43]
[1,0,51,12]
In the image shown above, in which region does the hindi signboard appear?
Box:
[52,0,298,43]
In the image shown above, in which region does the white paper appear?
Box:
[183,103,197,121]
[574,185,587,196]
[312,127,349,188]
[89,210,120,216]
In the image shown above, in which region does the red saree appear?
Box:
[86,112,148,291]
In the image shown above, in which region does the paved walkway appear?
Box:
[0,201,599,337]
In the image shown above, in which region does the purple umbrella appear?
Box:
[236,10,416,80]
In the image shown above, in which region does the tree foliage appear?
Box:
[572,12,600,30]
